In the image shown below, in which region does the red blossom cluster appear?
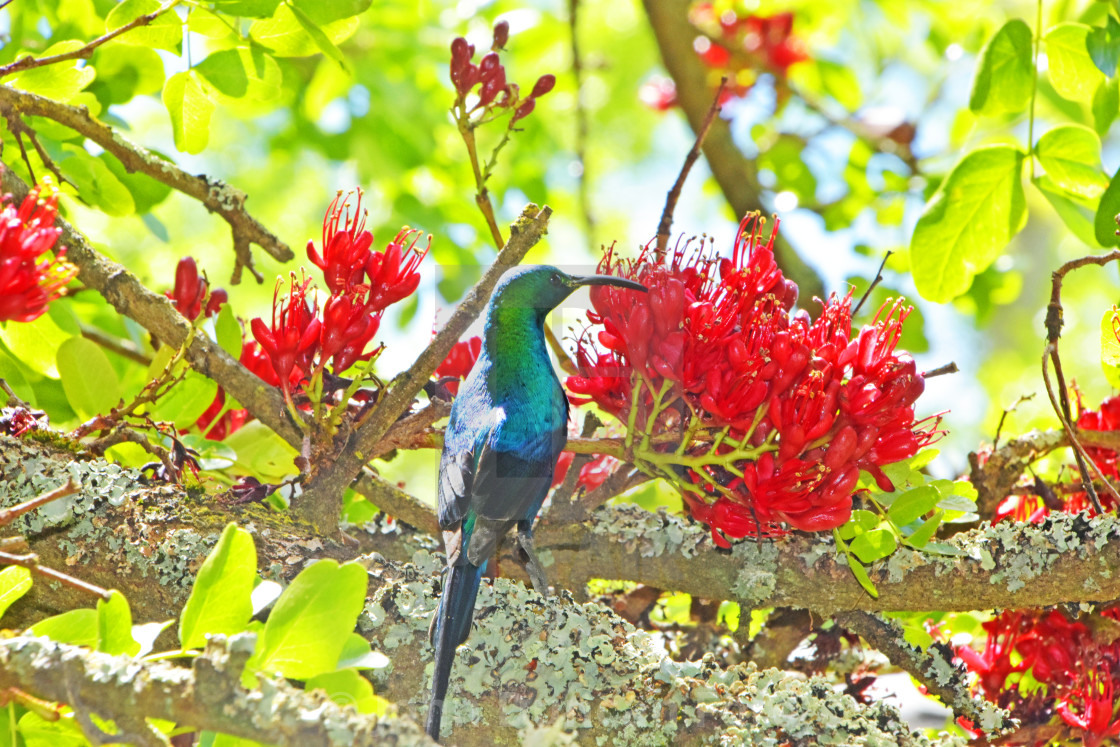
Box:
[957,607,1120,746]
[450,22,555,124]
[194,341,277,441]
[0,182,75,323]
[435,336,482,395]
[166,257,227,320]
[251,190,428,398]
[568,214,937,541]
[995,395,1120,522]
[641,5,808,110]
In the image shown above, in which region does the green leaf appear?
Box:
[196,47,282,103]
[336,632,390,670]
[847,557,878,598]
[100,152,173,214]
[59,147,136,216]
[17,713,88,747]
[1087,16,1120,77]
[89,44,165,105]
[98,590,140,656]
[849,529,898,564]
[8,41,96,101]
[215,304,243,359]
[903,510,944,549]
[305,669,384,714]
[223,420,299,481]
[1102,307,1120,389]
[286,3,352,72]
[291,0,372,27]
[910,146,1026,302]
[212,0,283,18]
[56,336,121,419]
[163,70,216,155]
[1096,165,1120,246]
[250,3,359,60]
[252,560,368,680]
[1035,125,1108,199]
[0,348,36,406]
[887,485,940,526]
[0,567,32,620]
[179,523,257,649]
[1045,23,1106,102]
[969,19,1033,115]
[0,312,71,377]
[1036,176,1101,247]
[29,608,99,647]
[1093,76,1119,135]
[150,370,219,429]
[105,0,182,53]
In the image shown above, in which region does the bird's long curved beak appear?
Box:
[570,274,648,292]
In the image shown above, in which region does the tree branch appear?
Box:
[0,634,435,747]
[0,86,293,282]
[0,1,182,78]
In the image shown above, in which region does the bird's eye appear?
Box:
[550,273,562,286]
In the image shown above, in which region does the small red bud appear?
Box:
[492,20,509,50]
[511,98,535,123]
[479,52,501,77]
[530,74,556,98]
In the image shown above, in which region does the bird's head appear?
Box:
[488,265,646,318]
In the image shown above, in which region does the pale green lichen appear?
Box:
[362,549,966,745]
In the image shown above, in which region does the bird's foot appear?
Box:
[515,528,550,596]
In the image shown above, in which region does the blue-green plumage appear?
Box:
[426,265,645,741]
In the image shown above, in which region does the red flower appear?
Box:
[0,182,75,323]
[570,214,937,540]
[551,451,618,493]
[308,190,375,296]
[435,336,482,395]
[167,257,227,320]
[364,228,428,313]
[320,293,380,374]
[250,275,321,395]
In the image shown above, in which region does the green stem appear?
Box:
[1028,0,1042,179]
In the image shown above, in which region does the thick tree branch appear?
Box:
[639,0,824,300]
[0,86,292,281]
[0,634,435,747]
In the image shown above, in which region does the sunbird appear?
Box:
[426,265,646,741]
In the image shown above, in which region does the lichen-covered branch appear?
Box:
[0,634,435,747]
[0,434,970,745]
[361,553,959,746]
[834,611,1013,734]
[0,86,292,281]
[298,204,553,529]
[639,0,824,299]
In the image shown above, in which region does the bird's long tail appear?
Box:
[426,560,483,742]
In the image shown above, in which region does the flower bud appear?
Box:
[511,98,536,123]
[530,74,556,98]
[492,20,509,50]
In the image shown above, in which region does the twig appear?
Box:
[0,551,112,600]
[993,394,1033,450]
[0,86,293,281]
[0,479,78,527]
[655,76,727,258]
[0,0,182,78]
[1042,250,1120,513]
[852,250,893,316]
[922,362,958,378]
[79,323,151,366]
[568,0,596,244]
